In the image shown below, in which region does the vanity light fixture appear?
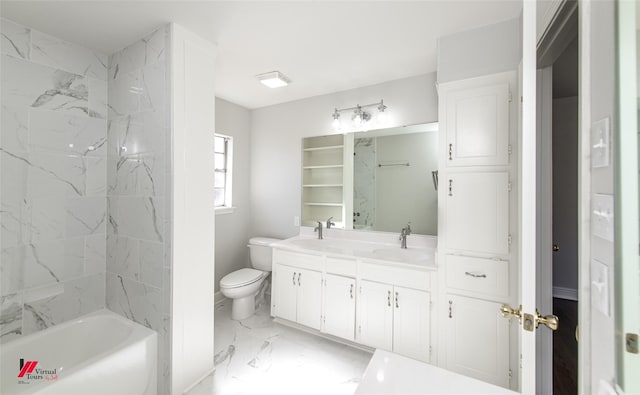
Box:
[256,71,291,88]
[332,109,341,129]
[331,100,388,130]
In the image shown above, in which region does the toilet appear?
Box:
[220,237,280,320]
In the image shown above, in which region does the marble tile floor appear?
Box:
[186,299,373,395]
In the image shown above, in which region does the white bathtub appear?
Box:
[1,309,157,395]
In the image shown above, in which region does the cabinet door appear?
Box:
[445,171,509,255]
[446,83,509,166]
[296,269,323,330]
[323,274,356,341]
[445,295,510,388]
[272,264,298,322]
[393,287,430,362]
[357,280,393,351]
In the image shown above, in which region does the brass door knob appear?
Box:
[535,309,559,331]
[500,304,522,322]
[553,244,559,252]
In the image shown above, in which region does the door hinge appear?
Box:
[430,301,433,310]
[429,346,432,358]
[508,91,513,102]
[508,144,513,156]
[359,325,362,334]
[508,181,512,192]
[508,234,512,245]
[508,368,512,383]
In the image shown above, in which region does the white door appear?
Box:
[296,268,322,330]
[357,280,393,351]
[445,171,510,255]
[272,264,297,323]
[323,274,356,341]
[445,295,510,387]
[393,287,430,362]
[445,83,509,167]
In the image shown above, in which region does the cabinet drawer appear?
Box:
[360,262,430,291]
[326,256,357,276]
[273,249,322,271]
[445,255,508,298]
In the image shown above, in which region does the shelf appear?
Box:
[303,202,344,207]
[303,184,343,187]
[303,145,344,152]
[303,165,344,169]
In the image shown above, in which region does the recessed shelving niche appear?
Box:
[301,134,348,228]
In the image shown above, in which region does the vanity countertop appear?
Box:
[271,236,437,270]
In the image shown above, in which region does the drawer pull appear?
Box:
[465,271,487,278]
[449,300,453,318]
[449,143,453,160]
[395,292,399,308]
[292,272,296,285]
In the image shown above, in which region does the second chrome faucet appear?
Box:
[399,222,412,249]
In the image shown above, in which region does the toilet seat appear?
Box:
[220,268,265,288]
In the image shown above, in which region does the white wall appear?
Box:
[552,96,578,293]
[437,17,521,84]
[250,73,438,239]
[214,98,251,292]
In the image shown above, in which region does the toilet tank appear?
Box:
[248,237,280,272]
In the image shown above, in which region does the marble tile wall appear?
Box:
[105,26,171,394]
[353,137,376,229]
[0,18,108,342]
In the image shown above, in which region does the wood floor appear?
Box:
[553,298,578,394]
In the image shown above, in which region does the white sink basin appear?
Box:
[370,247,433,266]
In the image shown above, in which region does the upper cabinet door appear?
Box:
[445,83,510,167]
[445,171,510,255]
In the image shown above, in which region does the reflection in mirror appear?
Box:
[352,123,438,235]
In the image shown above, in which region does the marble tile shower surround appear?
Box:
[186,301,372,395]
[105,25,171,394]
[1,18,108,343]
[354,137,376,230]
[1,19,172,394]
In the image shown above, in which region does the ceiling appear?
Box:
[1,1,522,109]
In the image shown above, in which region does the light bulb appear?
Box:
[353,114,362,126]
[378,110,388,125]
[332,118,341,129]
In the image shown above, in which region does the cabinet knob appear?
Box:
[387,291,391,307]
[395,292,399,308]
[449,143,453,160]
[298,273,301,286]
[292,272,296,285]
[448,300,453,318]
[350,284,354,299]
[448,179,453,197]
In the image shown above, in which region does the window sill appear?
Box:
[215,206,236,215]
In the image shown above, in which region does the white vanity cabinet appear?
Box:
[270,243,436,364]
[271,250,323,330]
[357,263,432,363]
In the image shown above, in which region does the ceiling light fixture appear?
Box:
[255,71,291,88]
[331,100,388,130]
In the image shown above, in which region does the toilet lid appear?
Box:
[220,268,264,288]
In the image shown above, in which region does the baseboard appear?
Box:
[553,286,579,301]
[214,291,226,305]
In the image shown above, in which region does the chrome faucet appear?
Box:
[326,217,336,229]
[314,221,323,240]
[399,223,412,249]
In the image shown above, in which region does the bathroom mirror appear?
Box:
[351,123,438,235]
[300,122,438,236]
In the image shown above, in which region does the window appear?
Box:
[214,134,233,212]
